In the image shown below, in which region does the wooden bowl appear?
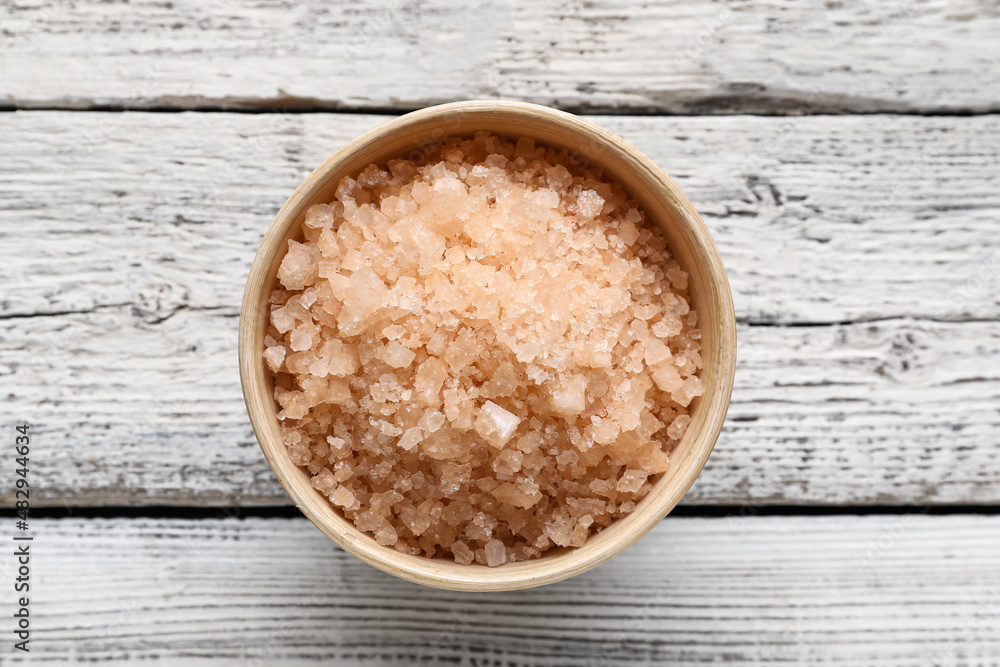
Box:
[239,100,736,591]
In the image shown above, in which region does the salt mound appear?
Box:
[265,131,703,566]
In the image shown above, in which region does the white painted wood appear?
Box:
[1,112,998,325]
[1,111,998,507]
[1,0,999,114]
[4,312,998,507]
[14,515,1000,664]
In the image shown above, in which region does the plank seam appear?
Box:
[3,103,1000,118]
[20,505,1000,520]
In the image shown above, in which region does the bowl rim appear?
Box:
[239,100,736,591]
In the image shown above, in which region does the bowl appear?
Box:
[239,100,736,591]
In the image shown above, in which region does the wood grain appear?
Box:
[5,311,998,507]
[1,112,998,325]
[1,0,999,114]
[16,515,1000,664]
[2,0,994,657]
[2,110,999,508]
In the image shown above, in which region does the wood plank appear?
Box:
[1,0,999,114]
[2,111,998,324]
[19,515,1000,664]
[5,312,999,507]
[2,110,999,507]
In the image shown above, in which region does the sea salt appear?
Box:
[485,538,507,567]
[474,400,521,449]
[264,132,702,565]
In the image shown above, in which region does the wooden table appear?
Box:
[3,1,999,663]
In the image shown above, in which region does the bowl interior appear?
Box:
[239,101,736,591]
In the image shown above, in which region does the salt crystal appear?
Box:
[652,364,684,393]
[418,409,446,433]
[515,137,535,158]
[270,307,295,334]
[381,341,416,368]
[545,514,575,547]
[426,329,450,357]
[338,267,388,334]
[619,221,640,246]
[474,401,521,448]
[616,469,648,494]
[481,362,520,399]
[289,328,313,352]
[304,203,336,229]
[451,540,475,565]
[666,265,688,290]
[545,164,572,190]
[414,358,448,407]
[400,505,432,536]
[673,351,697,375]
[307,357,330,378]
[310,468,336,494]
[671,376,705,408]
[439,462,471,496]
[492,449,524,476]
[485,538,507,567]
[652,316,682,338]
[330,486,355,509]
[576,189,605,219]
[643,338,672,367]
[550,373,587,417]
[318,228,340,258]
[491,481,542,509]
[375,521,397,546]
[667,414,691,440]
[276,240,319,291]
[397,426,423,451]
[382,324,407,340]
[263,345,286,371]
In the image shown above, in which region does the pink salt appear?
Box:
[264,132,703,565]
[484,538,507,567]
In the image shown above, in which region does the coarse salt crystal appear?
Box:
[382,324,407,340]
[652,364,684,393]
[289,328,313,352]
[643,338,672,367]
[330,486,355,509]
[550,373,587,417]
[270,307,295,334]
[671,376,705,408]
[667,414,691,440]
[397,427,423,451]
[263,345,286,371]
[452,540,475,565]
[474,401,521,448]
[576,189,604,219]
[485,538,507,567]
[616,469,648,494]
[381,341,416,368]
